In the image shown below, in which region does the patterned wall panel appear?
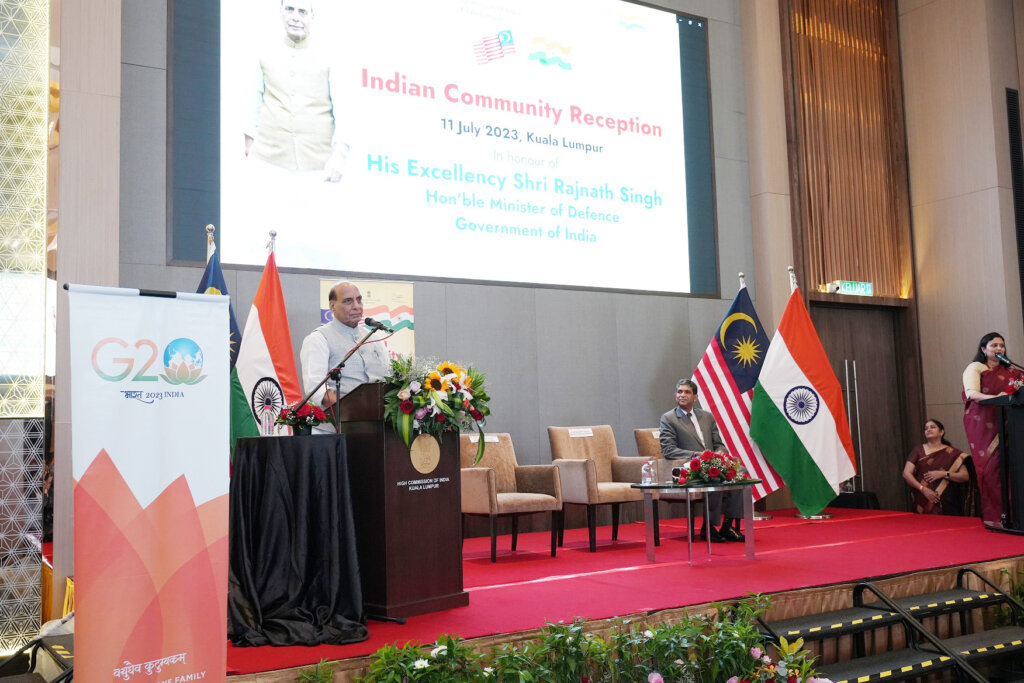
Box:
[0,0,49,418]
[0,418,43,652]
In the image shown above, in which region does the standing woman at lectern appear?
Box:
[962,332,1024,527]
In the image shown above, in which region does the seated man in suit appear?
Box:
[659,378,744,542]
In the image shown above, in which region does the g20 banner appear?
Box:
[68,285,229,683]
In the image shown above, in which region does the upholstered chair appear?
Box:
[633,428,704,542]
[547,425,644,552]
[459,433,563,562]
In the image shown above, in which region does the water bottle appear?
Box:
[641,460,653,485]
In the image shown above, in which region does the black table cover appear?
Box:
[228,434,368,646]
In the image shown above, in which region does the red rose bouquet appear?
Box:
[275,401,331,430]
[676,450,745,485]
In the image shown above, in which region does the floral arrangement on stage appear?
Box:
[276,401,330,432]
[676,449,747,486]
[383,356,492,463]
[358,596,829,683]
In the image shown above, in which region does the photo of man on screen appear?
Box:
[245,0,348,182]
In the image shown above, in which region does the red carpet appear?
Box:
[226,508,1024,675]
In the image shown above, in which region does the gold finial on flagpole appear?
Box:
[788,266,798,294]
[205,224,215,263]
[268,230,277,254]
[738,272,746,290]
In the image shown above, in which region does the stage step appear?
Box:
[819,627,1024,683]
[765,588,1006,641]
[0,675,47,682]
[817,647,955,683]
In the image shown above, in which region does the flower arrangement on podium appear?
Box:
[383,356,492,463]
[276,401,330,434]
[676,449,747,485]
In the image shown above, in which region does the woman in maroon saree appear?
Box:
[962,332,1024,527]
[903,419,969,515]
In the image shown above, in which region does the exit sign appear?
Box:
[837,280,873,296]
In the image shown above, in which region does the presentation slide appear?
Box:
[221,0,698,293]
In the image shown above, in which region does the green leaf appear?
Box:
[473,423,486,464]
[396,411,414,448]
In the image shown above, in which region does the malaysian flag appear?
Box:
[693,285,782,500]
[474,30,516,64]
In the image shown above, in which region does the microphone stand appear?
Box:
[296,325,382,434]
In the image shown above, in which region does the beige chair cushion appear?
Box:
[634,428,663,460]
[548,425,618,482]
[460,433,517,493]
[595,481,644,504]
[495,492,560,514]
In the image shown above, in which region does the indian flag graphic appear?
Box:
[750,288,856,516]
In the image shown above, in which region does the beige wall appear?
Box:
[52,0,120,616]
[742,0,794,331]
[900,0,1024,448]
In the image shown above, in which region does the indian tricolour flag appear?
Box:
[235,251,302,433]
[750,288,856,516]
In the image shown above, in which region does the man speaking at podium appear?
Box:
[300,281,390,433]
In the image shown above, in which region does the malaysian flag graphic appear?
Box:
[474,30,516,64]
[693,285,782,501]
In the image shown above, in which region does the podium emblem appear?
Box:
[410,434,441,474]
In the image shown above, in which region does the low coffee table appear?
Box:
[631,479,761,565]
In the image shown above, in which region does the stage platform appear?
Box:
[226,508,1024,680]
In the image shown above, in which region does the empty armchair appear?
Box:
[459,433,563,562]
[547,425,645,552]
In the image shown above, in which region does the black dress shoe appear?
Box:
[698,527,726,543]
[720,526,745,542]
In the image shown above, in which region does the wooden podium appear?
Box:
[338,383,469,618]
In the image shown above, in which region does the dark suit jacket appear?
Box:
[659,406,726,460]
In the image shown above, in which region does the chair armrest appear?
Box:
[515,464,562,502]
[460,467,497,514]
[611,455,645,483]
[552,458,596,504]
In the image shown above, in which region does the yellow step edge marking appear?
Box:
[879,671,892,679]
[857,676,871,682]
[809,626,821,632]
[980,594,989,598]
[787,630,800,635]
[831,623,843,629]
[939,657,950,662]
[963,597,973,602]
[977,647,988,653]
[922,660,933,668]
[900,665,914,672]
[926,602,938,608]
[944,600,956,605]
[1013,640,1023,646]
[909,606,920,610]
[994,643,1005,650]
[852,618,864,624]
[872,614,884,620]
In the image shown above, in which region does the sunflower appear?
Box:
[424,371,448,392]
[438,361,463,378]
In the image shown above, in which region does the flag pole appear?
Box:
[267,230,277,255]
[787,266,798,294]
[741,270,774,521]
[205,224,215,264]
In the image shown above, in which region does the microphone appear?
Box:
[997,353,1014,366]
[364,317,394,333]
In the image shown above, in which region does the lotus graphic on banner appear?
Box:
[160,338,206,385]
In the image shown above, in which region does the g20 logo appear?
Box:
[92,337,207,385]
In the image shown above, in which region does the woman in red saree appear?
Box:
[902,419,969,515]
[962,332,1024,527]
